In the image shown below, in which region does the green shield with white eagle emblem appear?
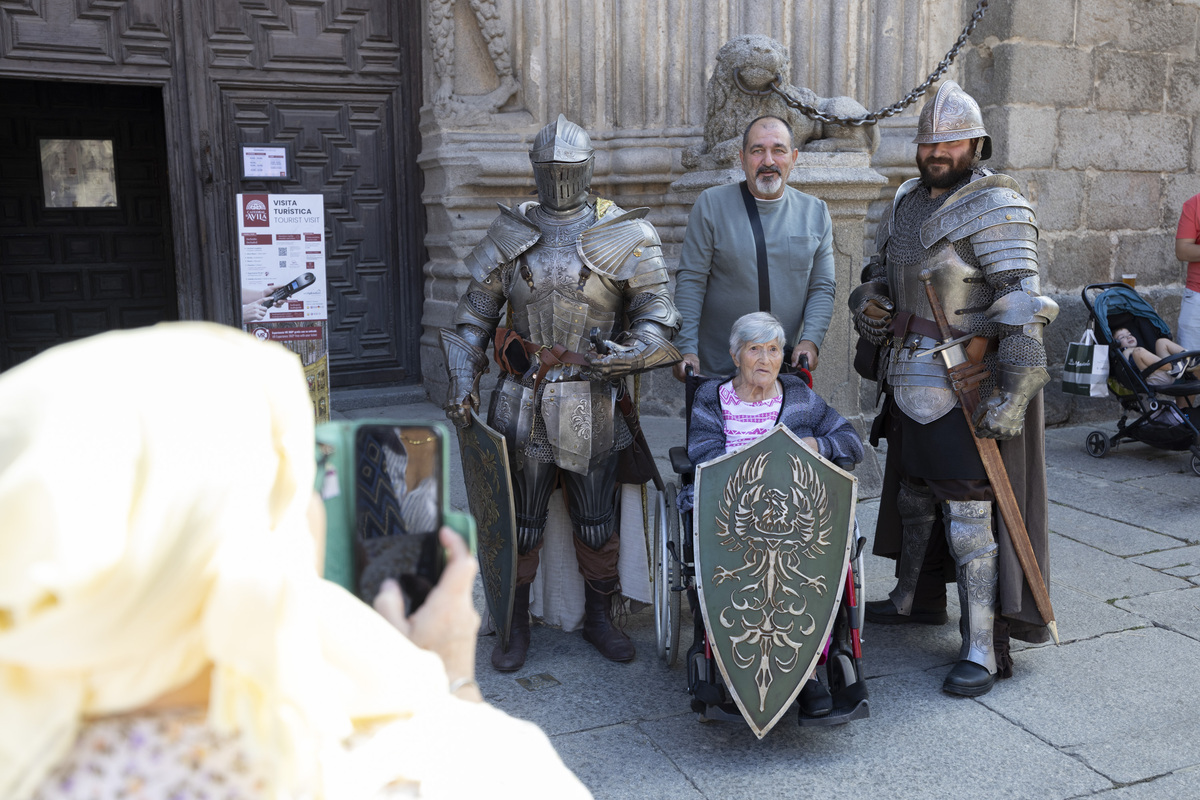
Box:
[693,424,857,738]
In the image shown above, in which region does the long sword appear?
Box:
[919,270,1060,645]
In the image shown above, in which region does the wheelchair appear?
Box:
[651,366,870,729]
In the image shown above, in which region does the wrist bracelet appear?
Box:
[449,677,479,695]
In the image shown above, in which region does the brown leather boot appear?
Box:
[582,578,635,662]
[491,583,531,672]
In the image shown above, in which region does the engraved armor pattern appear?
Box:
[882,168,1052,420]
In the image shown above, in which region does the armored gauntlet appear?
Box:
[585,324,681,379]
[439,329,490,428]
[848,281,894,346]
[972,363,1049,440]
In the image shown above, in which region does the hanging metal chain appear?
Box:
[734,0,989,127]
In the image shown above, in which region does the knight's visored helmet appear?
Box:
[912,80,992,161]
[529,114,594,212]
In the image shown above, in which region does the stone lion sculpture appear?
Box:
[682,35,879,171]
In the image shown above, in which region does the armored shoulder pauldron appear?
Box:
[577,207,658,281]
[919,174,1034,249]
[463,203,542,282]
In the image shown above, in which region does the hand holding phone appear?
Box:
[261,271,316,307]
[315,420,476,615]
[373,527,481,692]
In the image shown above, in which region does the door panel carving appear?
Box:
[228,91,415,384]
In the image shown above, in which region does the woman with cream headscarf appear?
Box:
[0,322,590,800]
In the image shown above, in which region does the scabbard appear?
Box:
[920,273,1060,644]
[617,384,665,492]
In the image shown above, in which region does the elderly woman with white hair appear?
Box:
[684,311,863,477]
[680,311,864,718]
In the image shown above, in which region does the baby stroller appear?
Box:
[651,365,869,737]
[1080,283,1200,476]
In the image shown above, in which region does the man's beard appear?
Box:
[918,151,974,189]
[754,167,783,196]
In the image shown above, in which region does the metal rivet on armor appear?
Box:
[633,249,642,257]
[1006,214,1012,220]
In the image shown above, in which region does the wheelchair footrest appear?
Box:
[798,681,871,728]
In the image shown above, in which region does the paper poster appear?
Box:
[242,146,289,179]
[238,194,331,422]
[237,193,327,323]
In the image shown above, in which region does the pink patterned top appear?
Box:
[718,380,782,453]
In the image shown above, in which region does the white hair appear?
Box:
[729,311,786,356]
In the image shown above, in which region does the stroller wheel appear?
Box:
[1085,430,1110,458]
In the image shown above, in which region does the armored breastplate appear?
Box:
[509,205,622,354]
[886,186,993,424]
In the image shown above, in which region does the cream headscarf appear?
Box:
[0,323,589,799]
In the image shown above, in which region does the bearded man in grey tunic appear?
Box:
[440,115,681,671]
[849,81,1057,697]
[673,115,836,378]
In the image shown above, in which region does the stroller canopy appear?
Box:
[1091,285,1173,344]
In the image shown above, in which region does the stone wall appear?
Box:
[418,0,962,428]
[963,0,1200,425]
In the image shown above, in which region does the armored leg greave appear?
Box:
[945,500,998,674]
[512,458,559,554]
[562,453,620,550]
[889,481,938,615]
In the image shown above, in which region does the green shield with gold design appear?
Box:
[458,410,518,649]
[693,424,857,738]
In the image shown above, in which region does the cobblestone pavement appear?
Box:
[338,401,1200,799]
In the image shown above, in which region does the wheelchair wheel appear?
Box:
[653,482,682,665]
[1191,453,1200,477]
[1085,430,1110,458]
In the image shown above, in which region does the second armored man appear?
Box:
[441,115,681,671]
[850,81,1056,696]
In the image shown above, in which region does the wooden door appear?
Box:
[0,79,177,370]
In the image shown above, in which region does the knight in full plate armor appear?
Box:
[440,114,682,671]
[849,81,1057,697]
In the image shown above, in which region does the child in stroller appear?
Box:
[1080,283,1200,476]
[1111,327,1200,391]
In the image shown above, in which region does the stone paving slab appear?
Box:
[1131,544,1200,581]
[1117,585,1200,641]
[1124,467,1200,498]
[1046,467,1199,543]
[1046,432,1189,481]
[475,611,685,738]
[637,669,1109,800]
[1091,767,1200,799]
[978,627,1200,785]
[1027,581,1145,647]
[1049,502,1190,556]
[1049,532,1192,602]
[553,723,706,800]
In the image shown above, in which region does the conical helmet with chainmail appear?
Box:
[912,80,992,160]
[529,114,594,212]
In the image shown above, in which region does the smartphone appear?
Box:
[262,271,316,306]
[314,420,476,613]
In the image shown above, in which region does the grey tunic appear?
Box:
[674,182,836,376]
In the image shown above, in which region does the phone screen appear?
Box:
[353,424,445,613]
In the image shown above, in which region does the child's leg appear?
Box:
[1125,346,1160,371]
[1153,338,1185,358]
